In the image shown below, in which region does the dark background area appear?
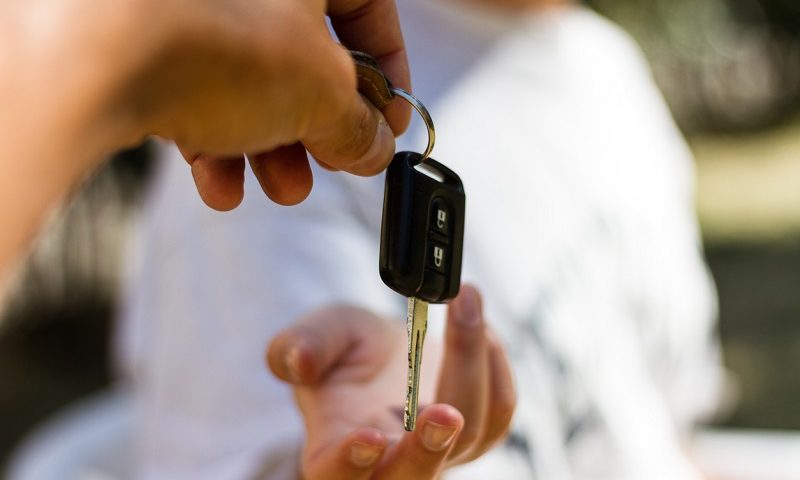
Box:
[2,0,800,471]
[0,146,153,468]
[710,243,800,429]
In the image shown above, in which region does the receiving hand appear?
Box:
[267,285,515,479]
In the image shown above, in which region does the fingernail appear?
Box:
[454,289,480,328]
[350,442,382,467]
[421,421,458,452]
[285,344,302,382]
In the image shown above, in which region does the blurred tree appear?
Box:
[747,0,800,37]
[588,0,800,133]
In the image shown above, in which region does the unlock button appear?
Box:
[427,241,448,274]
[430,197,450,236]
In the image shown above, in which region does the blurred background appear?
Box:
[1,0,800,477]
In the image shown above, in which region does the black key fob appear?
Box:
[379,151,465,303]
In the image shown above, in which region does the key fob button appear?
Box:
[426,241,448,274]
[379,151,465,303]
[430,197,450,237]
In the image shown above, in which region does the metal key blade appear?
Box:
[404,296,429,431]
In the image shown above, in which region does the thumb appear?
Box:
[266,305,382,385]
[299,47,396,177]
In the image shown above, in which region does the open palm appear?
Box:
[268,286,515,480]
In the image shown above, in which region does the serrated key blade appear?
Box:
[404,296,428,431]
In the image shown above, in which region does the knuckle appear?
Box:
[299,45,357,137]
[323,46,357,104]
[335,103,375,161]
[447,326,486,355]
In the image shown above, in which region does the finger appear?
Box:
[463,328,517,462]
[182,151,245,211]
[372,404,463,479]
[267,319,353,385]
[266,306,386,385]
[315,158,340,172]
[248,144,313,206]
[435,284,490,461]
[302,92,395,177]
[328,0,411,134]
[303,427,388,480]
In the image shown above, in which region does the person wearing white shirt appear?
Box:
[119,0,723,478]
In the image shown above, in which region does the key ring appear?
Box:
[390,87,436,163]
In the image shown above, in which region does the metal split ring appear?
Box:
[390,87,436,163]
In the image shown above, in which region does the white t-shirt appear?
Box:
[118,2,722,479]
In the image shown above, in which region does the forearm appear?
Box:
[0,0,147,278]
[0,106,113,283]
[0,0,409,280]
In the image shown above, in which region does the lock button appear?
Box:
[427,241,448,274]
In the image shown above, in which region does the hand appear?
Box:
[0,0,410,277]
[125,0,409,208]
[267,286,516,479]
[137,0,413,208]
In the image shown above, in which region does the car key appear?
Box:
[380,151,465,431]
[354,52,466,431]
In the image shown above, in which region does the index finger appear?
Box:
[372,405,463,479]
[328,0,411,134]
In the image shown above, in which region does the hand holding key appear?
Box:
[0,0,412,279]
[267,286,516,479]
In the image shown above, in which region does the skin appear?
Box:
[458,0,571,12]
[0,0,411,284]
[3,0,698,477]
[0,0,571,283]
[268,285,516,479]
[259,2,551,475]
